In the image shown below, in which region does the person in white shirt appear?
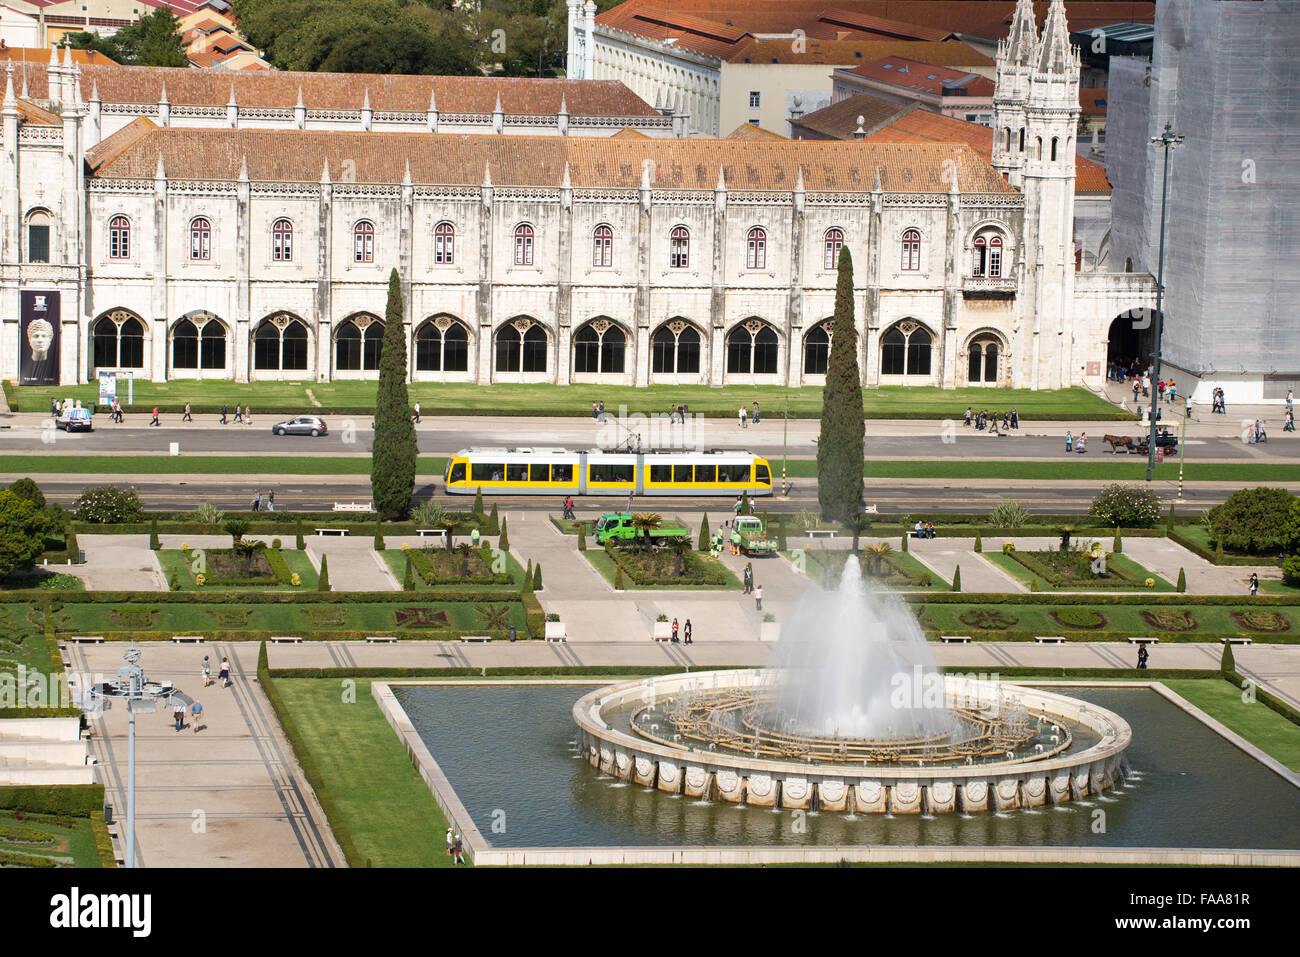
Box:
[738,406,748,428]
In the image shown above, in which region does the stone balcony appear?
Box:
[961,275,1017,299]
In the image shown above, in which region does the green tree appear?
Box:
[1206,487,1296,555]
[698,513,710,551]
[1220,640,1235,672]
[952,564,961,592]
[1176,568,1186,593]
[577,525,586,551]
[403,554,415,590]
[317,554,330,591]
[817,246,864,521]
[532,562,542,590]
[974,533,982,553]
[296,518,305,550]
[498,518,509,552]
[149,518,161,550]
[371,269,417,520]
[65,31,122,61]
[1113,528,1122,553]
[0,490,48,577]
[373,520,385,550]
[110,9,189,66]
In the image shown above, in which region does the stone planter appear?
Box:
[652,620,672,641]
[760,620,781,642]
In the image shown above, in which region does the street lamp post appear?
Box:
[781,386,789,497]
[1146,122,1184,482]
[87,643,177,869]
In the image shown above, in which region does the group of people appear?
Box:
[444,827,467,864]
[590,401,608,421]
[667,617,694,644]
[250,490,276,512]
[1064,431,1088,453]
[738,403,760,427]
[219,404,254,425]
[1246,420,1268,444]
[912,521,937,539]
[964,407,1018,433]
[667,403,691,423]
[1209,388,1227,414]
[172,655,231,733]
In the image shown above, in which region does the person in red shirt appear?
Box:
[150,406,160,426]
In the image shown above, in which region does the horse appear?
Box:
[1103,434,1137,454]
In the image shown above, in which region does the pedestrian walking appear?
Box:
[220,403,228,425]
[1249,573,1259,597]
[234,403,243,424]
[754,584,763,612]
[266,489,275,512]
[150,406,160,427]
[738,406,747,429]
[1136,643,1149,670]
[245,406,253,426]
[1186,395,1193,419]
[1288,388,1294,414]
[964,407,972,427]
[752,401,760,424]
[445,827,454,858]
[412,402,421,424]
[202,656,212,688]
[452,834,466,864]
[562,495,575,520]
[173,701,185,732]
[251,492,261,512]
[591,401,599,421]
[671,618,679,643]
[191,701,203,733]
[683,619,692,645]
[1065,430,1074,453]
[182,402,193,422]
[219,656,230,688]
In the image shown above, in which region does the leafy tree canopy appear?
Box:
[72,9,188,67]
[0,489,49,577]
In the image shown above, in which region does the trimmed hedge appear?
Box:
[69,513,499,537]
[1006,549,1146,589]
[91,808,117,868]
[901,592,1300,607]
[520,588,545,639]
[1223,669,1300,728]
[53,629,515,643]
[0,783,105,816]
[1168,528,1269,566]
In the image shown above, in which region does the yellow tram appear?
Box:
[443,447,773,497]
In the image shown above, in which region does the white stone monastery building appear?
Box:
[2,0,1152,391]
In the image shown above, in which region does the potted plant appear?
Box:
[544,611,566,642]
[652,613,672,641]
[760,613,780,642]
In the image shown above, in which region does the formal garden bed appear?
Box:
[983,545,1176,592]
[380,546,528,590]
[0,786,114,868]
[791,545,938,589]
[582,544,740,590]
[157,546,318,591]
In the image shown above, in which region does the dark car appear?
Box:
[271,415,328,437]
[55,408,94,432]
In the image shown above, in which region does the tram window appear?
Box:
[755,464,771,484]
[471,462,504,482]
[552,463,573,482]
[650,464,672,483]
[590,463,633,483]
[694,464,716,483]
[507,464,528,482]
[448,462,466,484]
[673,464,693,483]
[718,464,747,482]
[529,463,549,482]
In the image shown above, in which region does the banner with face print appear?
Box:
[19,290,60,385]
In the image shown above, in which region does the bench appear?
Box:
[365,635,397,643]
[459,635,492,644]
[332,502,373,512]
[1126,637,1159,644]
[1034,636,1066,644]
[416,529,447,539]
[1221,637,1253,646]
[863,504,878,514]
[172,635,205,644]
[806,529,838,539]
[315,528,349,536]
[67,636,104,644]
[270,636,302,644]
[940,635,972,644]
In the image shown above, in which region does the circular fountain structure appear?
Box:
[574,557,1131,814]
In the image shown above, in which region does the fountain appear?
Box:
[574,557,1131,813]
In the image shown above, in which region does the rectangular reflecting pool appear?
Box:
[391,683,1300,851]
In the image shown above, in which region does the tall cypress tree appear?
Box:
[817,246,864,521]
[371,269,417,519]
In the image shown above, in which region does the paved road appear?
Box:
[3,421,1295,460]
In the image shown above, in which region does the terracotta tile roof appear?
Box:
[610,127,651,138]
[845,56,994,97]
[790,93,914,140]
[86,128,1014,194]
[18,62,659,117]
[724,123,787,140]
[0,44,115,65]
[815,9,956,42]
[863,109,1110,192]
[1079,88,1108,114]
[15,98,60,125]
[727,38,990,67]
[84,116,158,172]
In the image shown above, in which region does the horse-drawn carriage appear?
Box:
[1102,428,1178,455]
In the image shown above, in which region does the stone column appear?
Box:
[234,157,251,383]
[316,162,333,382]
[864,180,883,387]
[940,181,961,387]
[556,166,572,384]
[787,170,804,385]
[634,166,651,386]
[710,167,726,387]
[151,154,168,384]
[477,166,494,383]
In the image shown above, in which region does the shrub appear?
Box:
[1220,641,1234,672]
[577,526,586,551]
[149,518,160,550]
[1232,611,1291,633]
[989,501,1029,528]
[498,518,509,552]
[1113,528,1122,553]
[190,503,224,528]
[974,534,982,553]
[614,566,624,590]
[1050,608,1107,628]
[169,569,180,591]
[1140,609,1197,631]
[490,503,499,527]
[532,563,542,591]
[958,608,1018,629]
[1206,487,1297,554]
[1176,568,1186,593]
[545,612,560,623]
[1088,483,1161,529]
[224,518,251,543]
[317,555,330,591]
[403,556,415,591]
[698,513,710,552]
[272,538,282,550]
[8,478,46,510]
[901,534,908,553]
[411,500,447,528]
[373,521,385,551]
[473,487,483,516]
[295,518,305,550]
[1003,542,1016,554]
[951,565,961,593]
[73,486,143,524]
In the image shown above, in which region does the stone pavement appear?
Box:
[70,534,166,591]
[905,536,1027,592]
[304,535,399,591]
[1117,536,1276,596]
[65,640,344,868]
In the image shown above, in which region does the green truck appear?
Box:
[594,513,689,546]
[730,515,778,556]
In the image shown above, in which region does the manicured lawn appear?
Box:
[982,550,1175,592]
[912,600,1299,640]
[785,459,1300,482]
[582,547,742,590]
[0,611,55,687]
[1163,679,1300,772]
[1170,523,1282,565]
[1258,579,1300,595]
[156,547,318,591]
[5,381,1129,420]
[0,454,448,476]
[380,547,527,590]
[793,546,939,589]
[271,677,454,867]
[0,809,104,867]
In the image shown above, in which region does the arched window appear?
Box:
[415,318,469,372]
[988,236,1003,277]
[803,322,831,375]
[434,222,455,265]
[880,321,932,377]
[823,227,844,270]
[573,320,625,374]
[726,321,779,375]
[973,236,986,276]
[746,227,766,270]
[1035,136,1043,160]
[272,219,293,262]
[253,317,309,371]
[1003,127,1011,152]
[901,228,921,271]
[173,315,227,370]
[26,209,50,263]
[91,312,145,369]
[513,224,534,266]
[335,317,383,371]
[1018,128,1025,153]
[670,226,689,269]
[592,225,613,267]
[1050,136,1058,162]
[109,215,130,260]
[190,217,211,260]
[353,221,374,263]
[496,321,547,373]
[651,321,701,375]
[967,336,1001,384]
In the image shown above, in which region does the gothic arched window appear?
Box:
[726,320,779,375]
[434,222,455,265]
[573,320,626,374]
[824,227,844,270]
[880,321,932,377]
[109,215,130,260]
[651,321,701,375]
[513,224,534,266]
[746,227,766,270]
[901,228,921,271]
[272,218,293,262]
[353,221,374,263]
[190,217,211,260]
[592,225,613,267]
[670,226,690,269]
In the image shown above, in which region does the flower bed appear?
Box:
[1140,609,1198,632]
[1231,611,1291,633]
[604,544,728,586]
[1049,608,1108,629]
[406,547,511,586]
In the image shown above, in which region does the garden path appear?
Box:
[304,537,399,591]
[906,536,1027,593]
[1118,537,1279,596]
[71,533,166,591]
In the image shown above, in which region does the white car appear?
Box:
[55,407,94,432]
